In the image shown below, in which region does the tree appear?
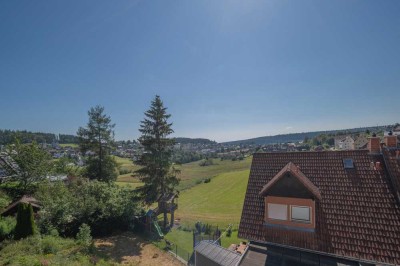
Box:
[77,106,118,182]
[14,202,36,240]
[3,140,52,193]
[135,95,179,229]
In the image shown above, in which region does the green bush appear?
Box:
[36,179,142,236]
[118,167,131,175]
[204,178,211,183]
[76,223,92,249]
[0,216,16,240]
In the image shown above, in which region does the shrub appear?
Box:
[0,216,16,240]
[118,167,131,175]
[226,227,232,237]
[36,179,142,236]
[204,178,211,183]
[76,223,92,248]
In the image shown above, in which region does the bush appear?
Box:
[199,158,214,167]
[76,223,92,249]
[204,178,211,183]
[0,216,16,240]
[118,167,131,175]
[36,179,142,237]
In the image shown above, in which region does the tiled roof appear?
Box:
[382,147,400,202]
[194,240,242,266]
[238,150,400,265]
[259,162,321,200]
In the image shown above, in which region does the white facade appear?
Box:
[335,136,355,150]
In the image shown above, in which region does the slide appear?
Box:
[152,219,164,238]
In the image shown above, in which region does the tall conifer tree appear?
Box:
[77,106,117,182]
[135,96,179,228]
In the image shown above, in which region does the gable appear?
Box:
[264,173,316,199]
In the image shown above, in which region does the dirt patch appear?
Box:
[94,231,185,266]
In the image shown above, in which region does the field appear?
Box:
[59,143,79,148]
[115,156,252,191]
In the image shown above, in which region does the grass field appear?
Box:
[174,169,249,227]
[162,166,250,255]
[115,156,252,191]
[59,143,79,148]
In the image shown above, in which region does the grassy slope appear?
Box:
[115,156,252,191]
[163,167,250,254]
[175,169,250,227]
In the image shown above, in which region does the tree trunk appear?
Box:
[170,209,174,228]
[163,210,167,230]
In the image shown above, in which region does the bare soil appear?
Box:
[94,232,185,266]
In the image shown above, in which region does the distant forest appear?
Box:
[0,129,78,145]
[222,125,392,145]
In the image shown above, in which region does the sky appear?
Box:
[0,0,399,142]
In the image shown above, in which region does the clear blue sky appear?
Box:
[0,1,399,142]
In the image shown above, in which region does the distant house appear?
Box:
[354,134,369,149]
[334,135,355,150]
[237,134,400,265]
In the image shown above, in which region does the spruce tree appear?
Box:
[77,106,118,182]
[135,96,179,229]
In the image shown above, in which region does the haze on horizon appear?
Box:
[1,1,399,142]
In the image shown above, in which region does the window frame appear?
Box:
[290,205,311,223]
[267,203,288,221]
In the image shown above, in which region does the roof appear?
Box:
[259,162,321,200]
[239,243,362,266]
[1,195,41,217]
[239,150,400,265]
[194,240,242,266]
[382,147,400,203]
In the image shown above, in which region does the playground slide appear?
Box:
[152,220,164,238]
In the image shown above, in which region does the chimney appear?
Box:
[384,131,398,148]
[368,133,381,154]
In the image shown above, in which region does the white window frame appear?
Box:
[290,205,311,223]
[267,203,288,221]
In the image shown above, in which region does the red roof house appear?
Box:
[238,135,400,265]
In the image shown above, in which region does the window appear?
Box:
[291,206,311,223]
[343,158,354,169]
[268,203,287,220]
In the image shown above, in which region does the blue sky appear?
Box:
[0,0,399,142]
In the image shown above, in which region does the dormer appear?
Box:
[259,162,321,231]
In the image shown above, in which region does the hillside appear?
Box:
[222,125,389,145]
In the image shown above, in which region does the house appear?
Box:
[354,134,369,149]
[238,134,400,265]
[334,136,355,150]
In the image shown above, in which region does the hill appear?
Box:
[173,137,216,145]
[222,125,389,145]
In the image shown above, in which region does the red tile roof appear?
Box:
[259,162,321,200]
[238,150,400,265]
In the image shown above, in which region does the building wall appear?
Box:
[195,252,220,266]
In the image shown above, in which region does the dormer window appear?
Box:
[260,162,321,231]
